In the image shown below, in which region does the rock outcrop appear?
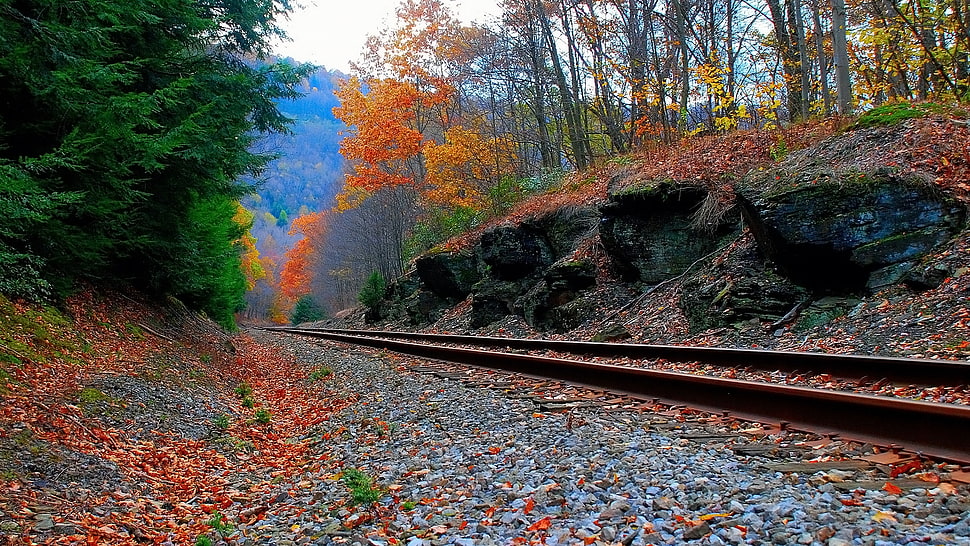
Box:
[371,124,968,334]
[599,182,740,283]
[740,169,966,292]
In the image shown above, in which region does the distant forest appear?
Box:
[241,64,349,322]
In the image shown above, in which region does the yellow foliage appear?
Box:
[233,204,265,291]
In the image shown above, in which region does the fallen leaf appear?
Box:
[872,511,898,523]
[527,516,552,531]
[699,512,732,520]
[882,482,903,495]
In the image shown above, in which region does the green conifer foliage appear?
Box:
[0,0,310,327]
[290,295,326,325]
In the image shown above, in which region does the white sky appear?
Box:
[275,0,501,72]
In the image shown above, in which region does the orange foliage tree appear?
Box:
[332,77,426,210]
[424,125,518,210]
[279,211,330,306]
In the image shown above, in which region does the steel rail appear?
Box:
[293,328,970,386]
[269,327,970,463]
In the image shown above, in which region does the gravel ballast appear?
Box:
[228,330,970,546]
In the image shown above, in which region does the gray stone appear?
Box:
[33,513,54,532]
[600,182,739,284]
[683,522,712,540]
[738,171,965,292]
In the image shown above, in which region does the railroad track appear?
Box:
[263,327,970,464]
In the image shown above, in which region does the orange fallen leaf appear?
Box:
[523,497,535,515]
[527,516,552,531]
[882,482,903,495]
[699,512,731,520]
[872,511,898,523]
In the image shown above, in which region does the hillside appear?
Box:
[332,108,970,362]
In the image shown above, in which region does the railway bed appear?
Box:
[264,327,970,465]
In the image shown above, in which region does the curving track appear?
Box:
[263,327,970,464]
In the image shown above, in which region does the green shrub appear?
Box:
[234,383,253,398]
[290,295,326,325]
[357,271,386,311]
[208,512,234,535]
[212,414,230,430]
[309,366,332,381]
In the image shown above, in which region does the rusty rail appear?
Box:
[266,327,970,463]
[293,328,970,386]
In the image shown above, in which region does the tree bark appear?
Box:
[830,0,852,113]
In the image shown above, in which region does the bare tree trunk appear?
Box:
[673,0,690,131]
[830,0,852,113]
[766,0,803,122]
[536,0,589,169]
[790,0,812,119]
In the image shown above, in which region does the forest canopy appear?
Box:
[266,0,968,321]
[0,0,310,328]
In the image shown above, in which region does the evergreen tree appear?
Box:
[0,0,311,327]
[357,271,386,312]
[290,295,326,324]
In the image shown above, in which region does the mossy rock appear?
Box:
[599,182,740,283]
[850,102,966,129]
[739,172,966,291]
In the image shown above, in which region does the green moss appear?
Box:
[78,387,110,404]
[77,387,123,416]
[609,178,668,199]
[851,102,966,129]
[0,294,82,367]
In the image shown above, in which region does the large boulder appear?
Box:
[517,259,597,331]
[739,171,966,291]
[379,270,452,326]
[478,224,554,280]
[469,279,522,328]
[414,251,480,301]
[524,206,600,259]
[599,182,740,284]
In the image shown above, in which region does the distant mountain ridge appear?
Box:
[244,62,347,259]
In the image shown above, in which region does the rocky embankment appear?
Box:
[353,117,970,362]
